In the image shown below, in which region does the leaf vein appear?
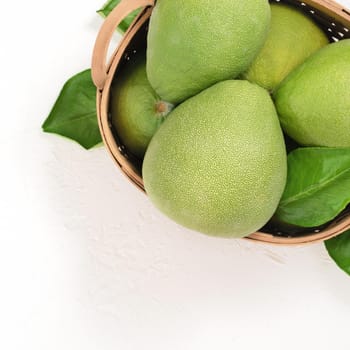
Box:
[280,167,350,207]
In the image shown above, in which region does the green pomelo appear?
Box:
[242,3,328,91]
[274,39,350,147]
[110,55,173,159]
[146,0,270,104]
[142,80,287,238]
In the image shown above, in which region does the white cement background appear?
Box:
[1,0,350,349]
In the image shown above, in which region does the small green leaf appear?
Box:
[325,230,350,276]
[42,69,102,149]
[97,0,141,33]
[275,147,350,227]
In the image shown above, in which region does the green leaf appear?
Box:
[325,230,350,276]
[97,0,141,33]
[42,69,102,149]
[274,147,350,227]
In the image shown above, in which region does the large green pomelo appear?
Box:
[242,3,328,91]
[110,55,173,159]
[274,39,350,147]
[146,0,270,104]
[142,80,287,238]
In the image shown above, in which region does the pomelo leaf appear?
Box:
[97,0,141,33]
[42,69,102,149]
[275,147,350,227]
[325,230,350,276]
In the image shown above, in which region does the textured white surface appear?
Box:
[1,0,350,349]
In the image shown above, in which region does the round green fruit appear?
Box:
[143,80,287,238]
[110,55,173,159]
[242,2,328,91]
[274,39,350,147]
[146,0,270,104]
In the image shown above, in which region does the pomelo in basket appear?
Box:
[142,80,287,238]
[146,0,271,104]
[274,39,350,147]
[242,2,328,91]
[110,55,173,159]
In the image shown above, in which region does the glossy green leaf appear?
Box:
[275,147,350,227]
[97,0,141,33]
[325,230,350,276]
[42,69,102,149]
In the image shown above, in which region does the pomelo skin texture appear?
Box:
[273,39,350,147]
[146,0,270,104]
[242,3,328,91]
[110,55,173,159]
[142,80,287,238]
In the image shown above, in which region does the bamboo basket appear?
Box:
[92,0,350,245]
